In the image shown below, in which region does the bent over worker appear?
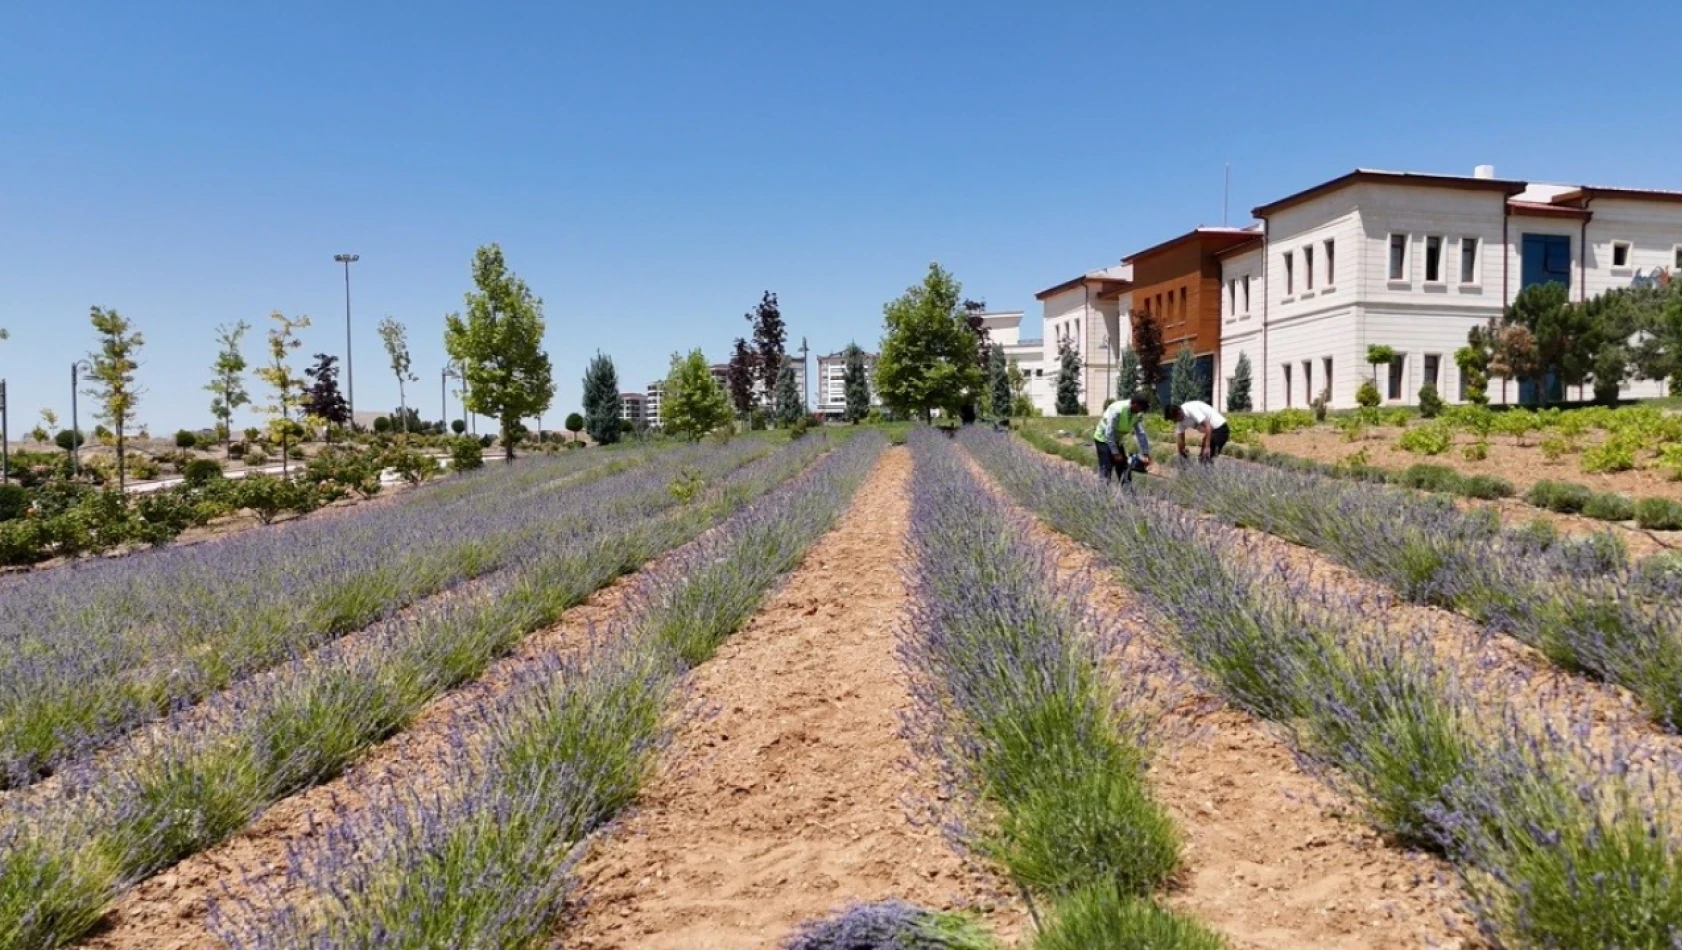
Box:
[1093,393,1152,482]
[1165,399,1230,464]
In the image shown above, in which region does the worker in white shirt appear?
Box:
[1165,400,1230,464]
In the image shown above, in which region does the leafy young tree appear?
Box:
[564,411,585,443]
[581,351,623,445]
[661,348,732,440]
[1456,324,1494,406]
[1007,360,1036,417]
[1169,345,1201,406]
[1489,323,1541,403]
[377,317,418,434]
[204,320,252,457]
[254,312,311,476]
[1506,282,1589,402]
[1131,309,1165,406]
[875,263,986,422]
[302,353,352,433]
[1226,351,1253,412]
[773,364,803,427]
[1365,344,1396,382]
[84,306,144,491]
[987,343,1010,419]
[746,291,787,407]
[1055,338,1083,415]
[444,244,556,462]
[842,343,873,424]
[1116,346,1140,402]
[726,337,757,418]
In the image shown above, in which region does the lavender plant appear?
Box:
[0,437,832,949]
[213,434,887,947]
[783,900,998,950]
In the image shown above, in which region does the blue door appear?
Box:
[1521,234,1572,290]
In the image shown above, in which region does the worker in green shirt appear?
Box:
[1093,393,1152,483]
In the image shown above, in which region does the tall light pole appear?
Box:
[1,379,9,485]
[799,337,810,412]
[442,363,463,432]
[334,253,359,426]
[70,359,91,478]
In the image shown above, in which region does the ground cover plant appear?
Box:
[0,436,843,949]
[964,427,1682,947]
[900,431,1220,948]
[209,433,887,947]
[783,900,997,950]
[0,442,697,786]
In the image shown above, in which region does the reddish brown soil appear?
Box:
[1265,424,1682,505]
[963,456,1477,948]
[562,448,1023,949]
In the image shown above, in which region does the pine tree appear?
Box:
[773,364,803,427]
[746,292,786,406]
[581,351,623,444]
[1226,351,1253,412]
[1055,338,1082,415]
[444,244,555,462]
[1169,345,1201,406]
[85,307,144,491]
[302,353,352,433]
[1116,346,1140,401]
[661,349,732,440]
[1132,309,1165,406]
[726,337,757,418]
[842,343,871,424]
[987,343,1010,418]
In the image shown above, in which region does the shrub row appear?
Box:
[1223,443,1517,501]
[966,428,1682,947]
[212,434,886,947]
[901,431,1220,948]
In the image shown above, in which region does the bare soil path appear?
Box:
[961,453,1477,949]
[563,448,1023,950]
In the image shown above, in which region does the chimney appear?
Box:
[1474,164,1495,180]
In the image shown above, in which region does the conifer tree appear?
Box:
[842,343,871,424]
[987,342,1010,418]
[1226,351,1253,412]
[1055,338,1083,415]
[581,351,623,444]
[1116,346,1140,401]
[1169,345,1201,406]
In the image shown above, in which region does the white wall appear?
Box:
[1582,198,1682,300]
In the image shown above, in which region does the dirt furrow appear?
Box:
[562,448,1023,950]
[962,453,1476,949]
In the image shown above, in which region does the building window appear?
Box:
[1322,357,1333,403]
[1388,354,1406,400]
[1283,363,1293,406]
[1302,360,1313,401]
[1675,246,1682,271]
[1425,236,1444,282]
[1179,287,1187,318]
[1242,275,1251,313]
[1284,251,1295,295]
[1303,245,1315,290]
[1424,353,1441,390]
[1228,279,1236,316]
[1461,237,1479,284]
[1612,241,1632,269]
[1324,239,1336,286]
[1389,234,1408,280]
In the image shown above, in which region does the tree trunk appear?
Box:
[116,425,126,493]
[503,420,516,463]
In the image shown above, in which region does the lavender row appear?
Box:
[965,428,1682,947]
[900,431,1221,949]
[0,435,835,950]
[0,440,780,787]
[211,433,887,947]
[1125,446,1682,733]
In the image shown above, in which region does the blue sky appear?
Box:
[1,1,1676,431]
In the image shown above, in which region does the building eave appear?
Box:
[1121,227,1260,264]
[1508,200,1592,220]
[1252,169,1527,218]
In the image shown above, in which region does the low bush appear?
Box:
[450,438,484,472]
[785,901,998,950]
[1525,480,1594,514]
[1034,885,1225,950]
[182,458,224,487]
[1355,378,1381,408]
[233,475,321,525]
[379,447,441,486]
[1581,492,1636,522]
[174,430,198,449]
[1580,438,1636,474]
[1462,440,1489,461]
[1459,474,1514,500]
[1635,497,1682,531]
[305,448,382,500]
[1508,518,1560,552]
[0,484,28,522]
[1398,464,1463,494]
[1398,423,1452,456]
[1418,383,1444,418]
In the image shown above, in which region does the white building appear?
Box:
[815,349,879,418]
[1033,267,1132,415]
[644,380,664,426]
[969,310,1054,416]
[1223,167,1682,410]
[619,392,645,424]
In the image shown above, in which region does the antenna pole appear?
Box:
[1223,163,1231,226]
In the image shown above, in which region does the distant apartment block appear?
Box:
[815,349,879,418]
[619,392,645,423]
[644,380,664,426]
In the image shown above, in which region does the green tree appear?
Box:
[987,342,1010,419]
[1456,325,1493,406]
[875,263,986,422]
[581,351,623,445]
[1007,360,1036,417]
[85,307,144,491]
[1366,344,1396,382]
[205,320,251,457]
[1055,338,1083,415]
[1226,351,1253,412]
[1116,346,1140,401]
[377,317,417,435]
[444,244,555,462]
[1132,309,1165,407]
[1169,345,1202,406]
[661,349,732,440]
[1506,282,1591,402]
[773,364,803,426]
[843,343,872,424]
[1489,323,1540,404]
[564,411,585,442]
[254,311,311,476]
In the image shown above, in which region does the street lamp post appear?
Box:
[1,379,9,484]
[334,253,359,426]
[442,363,463,433]
[70,360,91,478]
[799,337,810,413]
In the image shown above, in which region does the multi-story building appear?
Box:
[619,392,646,424]
[815,349,879,419]
[1123,228,1260,408]
[1033,267,1132,414]
[971,310,1053,416]
[644,380,664,427]
[1226,167,1682,410]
